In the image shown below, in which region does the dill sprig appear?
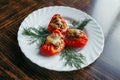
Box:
[22,26,50,44]
[72,19,91,30]
[61,46,85,69]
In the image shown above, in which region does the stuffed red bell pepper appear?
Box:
[48,14,68,34]
[40,33,65,56]
[65,28,88,48]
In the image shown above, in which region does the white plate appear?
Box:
[17,6,104,71]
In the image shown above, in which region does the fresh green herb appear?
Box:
[22,26,50,44]
[72,19,91,30]
[72,20,79,27]
[61,46,85,69]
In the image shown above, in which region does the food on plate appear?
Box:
[22,13,90,68]
[65,28,88,48]
[48,14,68,34]
[40,33,65,56]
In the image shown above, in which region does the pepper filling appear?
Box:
[45,33,64,49]
[50,16,66,30]
[66,28,83,39]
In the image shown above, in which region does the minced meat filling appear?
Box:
[66,28,83,39]
[50,16,65,29]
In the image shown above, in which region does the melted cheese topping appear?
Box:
[46,33,62,46]
[51,34,61,45]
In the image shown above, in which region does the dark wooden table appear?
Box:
[0,0,120,80]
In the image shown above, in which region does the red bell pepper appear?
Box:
[48,14,68,34]
[40,33,65,56]
[64,28,88,48]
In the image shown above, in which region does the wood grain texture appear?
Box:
[0,0,120,80]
